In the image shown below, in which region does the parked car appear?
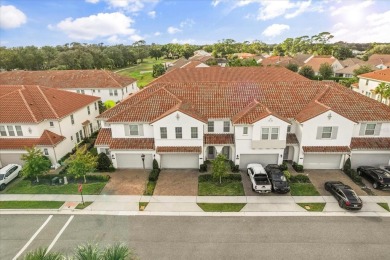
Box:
[265,164,290,193]
[379,165,390,172]
[356,166,390,190]
[0,164,22,190]
[324,181,363,210]
[247,163,272,193]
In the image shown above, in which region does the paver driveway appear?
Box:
[100,169,148,195]
[305,169,367,196]
[154,170,199,196]
[240,170,290,196]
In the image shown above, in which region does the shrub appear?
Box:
[279,162,288,171]
[59,165,69,175]
[96,153,112,172]
[199,163,208,172]
[199,174,213,182]
[153,159,159,170]
[148,169,160,182]
[198,173,241,182]
[228,160,240,173]
[225,174,242,181]
[58,152,71,165]
[90,148,98,156]
[343,157,351,172]
[292,162,304,172]
[283,170,291,181]
[345,169,362,183]
[290,174,310,183]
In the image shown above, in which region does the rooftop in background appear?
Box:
[304,56,337,72]
[366,54,390,67]
[0,70,136,89]
[358,68,390,82]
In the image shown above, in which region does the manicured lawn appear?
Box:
[290,183,320,196]
[297,203,326,212]
[198,181,245,196]
[144,181,156,195]
[4,180,107,195]
[197,203,246,212]
[139,202,149,211]
[75,202,93,210]
[0,201,64,209]
[378,202,390,212]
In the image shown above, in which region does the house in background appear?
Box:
[304,56,343,76]
[0,70,138,102]
[95,67,390,170]
[355,68,390,105]
[334,58,375,78]
[166,58,209,72]
[366,54,390,70]
[0,85,100,167]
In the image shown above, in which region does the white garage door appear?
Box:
[239,154,278,169]
[351,153,390,169]
[0,153,25,166]
[303,154,342,169]
[115,154,153,169]
[161,154,199,169]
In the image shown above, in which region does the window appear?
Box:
[7,126,15,136]
[114,90,118,96]
[49,121,54,127]
[90,124,93,134]
[98,90,100,93]
[79,130,83,139]
[0,126,7,136]
[43,148,49,156]
[76,132,80,143]
[104,148,110,155]
[287,125,291,133]
[130,125,139,136]
[243,126,248,135]
[160,127,167,139]
[191,127,198,138]
[365,79,369,85]
[321,127,332,139]
[93,90,95,93]
[126,86,128,92]
[81,90,85,94]
[122,89,124,95]
[223,121,230,132]
[175,127,182,139]
[87,106,90,115]
[365,124,376,135]
[208,121,214,132]
[15,126,23,136]
[70,114,74,125]
[109,89,113,96]
[261,127,279,140]
[94,102,97,111]
[71,136,73,141]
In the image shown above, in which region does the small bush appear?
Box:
[279,162,288,171]
[290,174,310,183]
[343,157,351,172]
[199,163,208,172]
[198,173,241,182]
[345,169,362,183]
[199,174,213,182]
[59,165,69,175]
[90,148,98,156]
[148,169,160,182]
[283,170,291,181]
[96,153,112,172]
[228,160,240,173]
[153,159,159,170]
[292,162,304,172]
[58,153,71,164]
[225,174,242,181]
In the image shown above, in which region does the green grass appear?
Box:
[0,201,64,209]
[139,202,149,211]
[75,202,93,210]
[4,180,107,195]
[297,203,326,212]
[377,202,390,212]
[144,181,156,195]
[290,183,320,196]
[197,203,246,212]
[198,181,245,196]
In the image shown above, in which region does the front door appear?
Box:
[283,147,289,160]
[208,147,215,159]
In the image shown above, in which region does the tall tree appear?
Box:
[66,146,97,183]
[374,82,388,103]
[152,63,166,78]
[298,65,315,79]
[21,147,51,182]
[319,63,334,79]
[212,154,228,184]
[353,65,374,77]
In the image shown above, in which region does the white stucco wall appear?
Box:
[352,122,390,137]
[111,123,154,138]
[356,77,390,105]
[204,119,233,134]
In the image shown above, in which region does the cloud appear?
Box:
[257,0,312,20]
[0,5,27,29]
[52,12,136,40]
[148,10,156,18]
[262,23,290,37]
[180,18,195,28]
[330,0,373,16]
[167,26,181,34]
[85,0,100,3]
[89,0,160,13]
[154,31,161,36]
[285,1,311,19]
[172,38,195,44]
[130,34,143,41]
[211,0,221,7]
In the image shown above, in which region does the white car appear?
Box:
[247,163,272,193]
[0,164,22,190]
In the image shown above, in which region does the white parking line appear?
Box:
[46,215,74,254]
[13,215,53,260]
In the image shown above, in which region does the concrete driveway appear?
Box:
[153,170,198,196]
[305,169,367,196]
[360,178,390,196]
[100,169,148,195]
[240,170,290,196]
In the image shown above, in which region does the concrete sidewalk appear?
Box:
[1,194,390,217]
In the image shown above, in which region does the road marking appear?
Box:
[46,215,74,254]
[13,215,53,260]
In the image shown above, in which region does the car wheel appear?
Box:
[324,184,329,191]
[0,184,5,191]
[338,200,345,209]
[373,182,379,189]
[251,186,255,192]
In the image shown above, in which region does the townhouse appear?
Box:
[355,68,390,105]
[95,67,390,170]
[304,56,343,76]
[0,70,138,102]
[0,85,100,167]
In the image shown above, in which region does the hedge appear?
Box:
[199,174,241,182]
[289,174,310,183]
[148,169,161,182]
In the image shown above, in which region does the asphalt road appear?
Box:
[1,214,389,260]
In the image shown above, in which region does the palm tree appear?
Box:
[374,82,387,102]
[24,247,63,260]
[382,83,390,105]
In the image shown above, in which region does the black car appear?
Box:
[356,166,390,190]
[324,181,363,210]
[265,164,290,193]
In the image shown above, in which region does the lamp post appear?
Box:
[141,154,146,194]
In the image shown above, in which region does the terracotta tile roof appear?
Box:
[260,56,293,66]
[303,146,350,153]
[182,61,208,68]
[95,128,154,150]
[0,85,99,123]
[95,128,112,146]
[350,138,390,150]
[204,134,235,145]
[151,101,208,123]
[156,146,202,153]
[0,70,136,89]
[351,82,359,89]
[286,133,299,144]
[0,130,65,150]
[305,56,337,72]
[233,53,256,59]
[358,68,390,83]
[335,63,374,75]
[367,54,390,66]
[339,58,364,67]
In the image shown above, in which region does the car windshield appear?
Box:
[0,174,4,180]
[272,173,286,181]
[343,189,359,200]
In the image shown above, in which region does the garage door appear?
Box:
[161,154,199,169]
[303,154,342,169]
[239,154,278,169]
[115,154,153,169]
[0,153,25,166]
[351,153,390,169]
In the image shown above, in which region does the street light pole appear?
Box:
[141,154,146,194]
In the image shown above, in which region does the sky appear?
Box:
[0,0,389,47]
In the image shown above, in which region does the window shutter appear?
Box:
[374,123,382,136]
[331,126,338,139]
[359,123,366,136]
[139,124,144,136]
[316,127,323,139]
[124,125,130,136]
